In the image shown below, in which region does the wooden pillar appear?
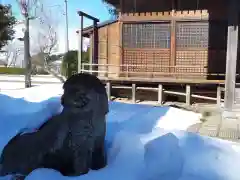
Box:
[92,21,98,75]
[106,26,109,77]
[224,0,239,113]
[170,20,176,75]
[132,83,136,103]
[186,85,191,106]
[89,34,93,74]
[77,11,99,74]
[118,22,123,77]
[170,0,176,75]
[78,15,83,73]
[106,82,111,101]
[134,0,137,12]
[120,0,124,13]
[158,84,163,105]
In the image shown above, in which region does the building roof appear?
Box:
[79,19,118,37]
[103,0,119,7]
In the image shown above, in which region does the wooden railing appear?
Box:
[79,63,230,105]
[104,78,225,106]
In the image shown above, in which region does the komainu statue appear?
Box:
[0,73,109,179]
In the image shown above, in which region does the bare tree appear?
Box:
[33,8,66,82]
[16,0,66,82]
[1,43,22,67]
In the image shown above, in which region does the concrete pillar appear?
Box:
[223,0,239,119]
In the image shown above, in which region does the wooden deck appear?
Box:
[98,76,225,85]
[80,63,231,109]
[80,65,227,106]
[102,77,225,106]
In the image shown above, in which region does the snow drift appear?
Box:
[0,84,240,180]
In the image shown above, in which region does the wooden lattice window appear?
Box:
[123,23,171,48]
[175,21,209,76]
[176,22,209,49]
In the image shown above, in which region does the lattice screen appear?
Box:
[121,21,225,79]
[176,22,209,49]
[123,23,171,48]
[176,22,209,76]
[122,23,171,74]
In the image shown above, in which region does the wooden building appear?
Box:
[82,0,239,81]
[78,0,239,114]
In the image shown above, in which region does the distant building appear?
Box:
[0,60,7,67]
[49,60,62,74]
[0,51,7,67]
[82,0,239,81]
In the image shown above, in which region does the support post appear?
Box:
[92,21,98,76]
[170,20,176,74]
[78,15,83,73]
[186,85,191,106]
[77,11,99,74]
[217,86,221,106]
[106,82,111,101]
[158,84,163,105]
[224,0,239,116]
[89,34,93,74]
[132,83,136,103]
[170,0,176,75]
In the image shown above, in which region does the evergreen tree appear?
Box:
[0,4,16,50]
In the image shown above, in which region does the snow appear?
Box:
[0,84,240,180]
[0,75,62,90]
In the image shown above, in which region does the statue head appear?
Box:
[61,73,109,116]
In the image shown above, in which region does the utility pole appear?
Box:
[64,0,69,52]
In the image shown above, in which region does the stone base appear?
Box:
[222,110,239,121]
[186,107,240,142]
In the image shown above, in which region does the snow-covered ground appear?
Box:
[0,84,240,180]
[0,75,62,90]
